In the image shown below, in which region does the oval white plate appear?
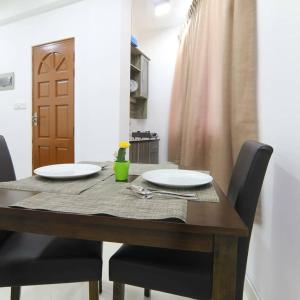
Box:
[142,169,213,188]
[34,163,101,179]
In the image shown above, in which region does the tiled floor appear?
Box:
[0,242,249,300]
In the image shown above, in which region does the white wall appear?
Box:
[247,1,300,299]
[130,27,180,163]
[119,0,132,141]
[0,0,131,179]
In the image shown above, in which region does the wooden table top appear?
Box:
[0,182,247,252]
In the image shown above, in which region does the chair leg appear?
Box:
[99,279,102,294]
[144,288,151,297]
[11,286,21,300]
[113,282,125,300]
[89,281,99,300]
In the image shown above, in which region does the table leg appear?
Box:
[113,282,125,300]
[89,281,99,300]
[212,235,238,300]
[11,286,21,300]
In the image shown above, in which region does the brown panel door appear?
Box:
[32,38,74,169]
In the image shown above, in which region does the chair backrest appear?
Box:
[0,135,16,182]
[227,140,273,300]
[0,135,16,244]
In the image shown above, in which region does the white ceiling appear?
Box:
[132,0,192,37]
[0,0,192,31]
[0,0,83,25]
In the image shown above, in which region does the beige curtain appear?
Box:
[168,0,257,191]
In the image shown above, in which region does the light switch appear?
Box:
[14,102,27,110]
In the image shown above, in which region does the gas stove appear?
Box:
[131,131,159,140]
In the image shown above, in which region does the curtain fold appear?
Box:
[168,0,257,191]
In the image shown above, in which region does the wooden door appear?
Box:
[32,38,74,169]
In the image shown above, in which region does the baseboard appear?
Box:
[244,275,260,300]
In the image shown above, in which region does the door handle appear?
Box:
[32,112,38,126]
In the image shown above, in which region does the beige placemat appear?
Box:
[0,162,114,195]
[129,176,219,203]
[0,162,177,195]
[10,176,219,222]
[7,162,218,222]
[82,162,179,196]
[10,188,187,222]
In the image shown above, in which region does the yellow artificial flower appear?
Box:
[119,141,130,149]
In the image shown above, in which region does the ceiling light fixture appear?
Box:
[152,0,171,17]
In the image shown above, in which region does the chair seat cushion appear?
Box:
[0,232,102,287]
[109,245,213,299]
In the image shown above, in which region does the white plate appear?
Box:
[130,79,138,93]
[142,169,213,188]
[34,163,101,179]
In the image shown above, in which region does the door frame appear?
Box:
[32,37,75,171]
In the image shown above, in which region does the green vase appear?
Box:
[114,161,130,182]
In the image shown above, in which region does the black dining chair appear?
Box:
[0,135,103,300]
[0,136,16,182]
[109,140,273,300]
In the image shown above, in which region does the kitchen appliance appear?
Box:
[131,131,158,140]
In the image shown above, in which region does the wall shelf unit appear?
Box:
[130,64,141,73]
[130,45,150,119]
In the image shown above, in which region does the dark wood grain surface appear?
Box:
[0,182,247,253]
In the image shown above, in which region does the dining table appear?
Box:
[0,163,248,300]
